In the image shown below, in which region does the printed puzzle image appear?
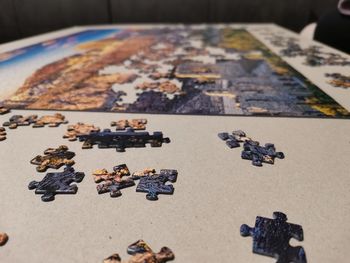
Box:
[0,27,349,117]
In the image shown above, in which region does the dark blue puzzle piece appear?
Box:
[240,211,307,263]
[28,166,85,202]
[218,130,251,149]
[133,169,178,201]
[242,140,284,167]
[77,128,170,152]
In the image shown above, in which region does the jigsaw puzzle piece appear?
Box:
[134,169,178,201]
[28,166,85,202]
[240,211,307,263]
[63,122,100,141]
[93,164,135,198]
[0,127,6,141]
[104,240,175,263]
[32,113,68,127]
[0,232,8,246]
[241,141,284,166]
[111,118,147,130]
[3,115,37,129]
[0,106,10,115]
[218,130,251,148]
[30,145,75,172]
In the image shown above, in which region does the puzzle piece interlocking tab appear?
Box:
[93,164,135,198]
[30,145,75,172]
[28,166,85,202]
[240,211,307,263]
[103,240,175,263]
[133,169,178,201]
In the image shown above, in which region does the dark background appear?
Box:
[0,0,338,44]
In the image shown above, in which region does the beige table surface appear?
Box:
[0,24,350,263]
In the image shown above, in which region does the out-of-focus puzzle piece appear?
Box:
[77,128,170,152]
[0,127,6,141]
[63,122,100,141]
[33,113,68,127]
[93,164,135,198]
[133,169,178,201]
[325,73,350,89]
[28,166,85,202]
[111,118,147,130]
[30,145,75,172]
[218,130,251,148]
[240,211,307,263]
[3,114,37,129]
[103,239,175,263]
[0,106,10,115]
[0,232,8,246]
[242,140,284,167]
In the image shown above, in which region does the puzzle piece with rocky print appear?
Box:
[133,169,177,201]
[30,145,75,172]
[63,122,100,141]
[103,240,175,263]
[241,140,284,167]
[218,130,251,148]
[0,106,10,115]
[0,127,6,141]
[93,164,135,198]
[3,115,37,129]
[77,128,170,152]
[32,113,68,127]
[240,211,307,263]
[28,166,85,202]
[111,119,147,130]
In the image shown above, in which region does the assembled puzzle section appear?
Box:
[30,145,75,172]
[77,128,170,152]
[92,164,135,198]
[28,166,85,202]
[240,211,307,263]
[103,240,175,263]
[133,169,178,201]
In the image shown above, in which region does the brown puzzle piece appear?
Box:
[111,119,147,130]
[30,145,75,172]
[3,115,38,129]
[0,232,8,246]
[33,113,68,127]
[103,240,174,263]
[0,127,6,141]
[0,106,10,115]
[63,122,100,141]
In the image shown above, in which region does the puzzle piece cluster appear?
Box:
[92,165,177,200]
[0,232,8,246]
[63,122,100,141]
[30,145,75,172]
[111,118,147,130]
[240,211,307,263]
[103,240,175,263]
[28,166,85,202]
[77,128,170,152]
[218,130,284,166]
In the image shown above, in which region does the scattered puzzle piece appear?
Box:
[133,169,178,201]
[111,119,147,130]
[0,106,10,115]
[3,114,37,129]
[28,166,85,202]
[93,164,135,198]
[33,113,68,127]
[63,122,100,141]
[240,211,307,263]
[241,140,285,167]
[325,73,350,89]
[104,240,175,263]
[218,130,251,148]
[0,232,8,246]
[0,127,6,141]
[77,128,170,152]
[30,145,75,172]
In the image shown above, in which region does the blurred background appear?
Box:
[0,0,349,53]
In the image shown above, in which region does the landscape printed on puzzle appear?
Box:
[0,26,349,118]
